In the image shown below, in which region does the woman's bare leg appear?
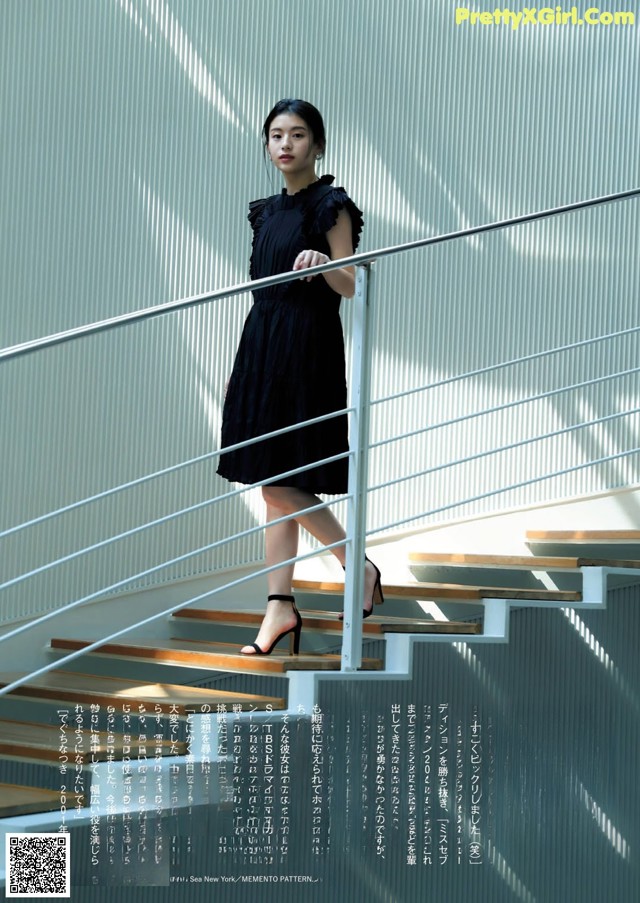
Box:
[264,485,347,567]
[240,507,299,654]
[241,486,380,653]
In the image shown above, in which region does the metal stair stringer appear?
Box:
[286,647,412,713]
[491,565,619,611]
[284,562,628,711]
[285,597,510,712]
[581,566,618,608]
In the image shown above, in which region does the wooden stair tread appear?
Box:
[0,783,82,818]
[410,552,579,568]
[294,577,482,600]
[173,637,384,669]
[175,609,280,626]
[0,670,285,712]
[527,529,640,542]
[409,551,640,570]
[172,608,479,635]
[293,578,580,603]
[0,719,185,763]
[49,638,383,673]
[380,621,481,634]
[480,587,581,601]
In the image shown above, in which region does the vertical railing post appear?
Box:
[342,263,373,670]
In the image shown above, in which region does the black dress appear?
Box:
[217,174,364,494]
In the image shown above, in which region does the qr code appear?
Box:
[5,833,70,898]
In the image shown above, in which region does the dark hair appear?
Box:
[262,99,326,158]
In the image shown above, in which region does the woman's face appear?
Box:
[266,112,322,179]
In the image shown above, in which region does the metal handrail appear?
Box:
[3,325,638,541]
[370,407,640,494]
[0,448,352,593]
[1,187,639,693]
[0,538,350,698]
[2,187,638,363]
[368,446,640,538]
[6,361,635,592]
[370,365,640,450]
[0,492,351,648]
[0,266,370,691]
[372,324,640,407]
[0,405,352,539]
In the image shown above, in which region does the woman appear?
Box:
[217,99,382,656]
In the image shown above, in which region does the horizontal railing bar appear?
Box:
[0,536,350,698]
[1,187,637,363]
[369,407,640,494]
[366,446,640,538]
[0,448,351,592]
[9,324,637,542]
[349,186,640,264]
[0,490,350,648]
[3,187,639,694]
[371,324,640,407]
[0,404,352,539]
[370,364,640,450]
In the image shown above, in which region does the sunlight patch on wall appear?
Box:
[136,173,264,567]
[475,184,608,262]
[136,173,237,304]
[563,607,614,669]
[417,153,482,251]
[531,569,560,591]
[145,0,243,129]
[417,600,449,620]
[342,132,433,238]
[114,0,152,41]
[486,840,538,903]
[571,394,640,489]
[452,642,508,709]
[196,375,223,451]
[561,606,640,718]
[578,781,630,859]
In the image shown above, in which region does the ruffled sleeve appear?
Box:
[308,185,364,252]
[248,197,267,232]
[247,197,273,279]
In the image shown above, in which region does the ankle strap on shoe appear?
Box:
[267,593,295,603]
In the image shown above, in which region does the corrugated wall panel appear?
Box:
[1,1,639,620]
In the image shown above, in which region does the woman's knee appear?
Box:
[262,485,297,510]
[262,484,312,512]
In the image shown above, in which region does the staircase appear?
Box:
[1,529,639,823]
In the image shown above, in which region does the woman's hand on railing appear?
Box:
[293,249,330,281]
[293,247,356,298]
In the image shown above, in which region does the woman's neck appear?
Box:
[283,170,319,195]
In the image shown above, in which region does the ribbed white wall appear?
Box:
[1,1,639,621]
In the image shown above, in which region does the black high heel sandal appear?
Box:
[241,594,302,655]
[338,557,384,620]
